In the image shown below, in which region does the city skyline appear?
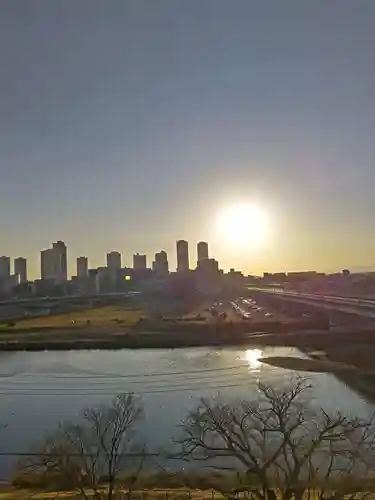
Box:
[1,234,374,282]
[1,2,375,277]
[2,239,214,281]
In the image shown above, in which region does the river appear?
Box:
[0,346,373,478]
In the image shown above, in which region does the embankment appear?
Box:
[0,323,374,351]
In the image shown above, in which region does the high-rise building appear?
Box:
[107,251,121,270]
[41,248,55,280]
[14,257,27,283]
[176,240,189,272]
[154,250,169,277]
[133,253,147,270]
[52,241,68,282]
[0,256,10,277]
[77,256,88,277]
[40,241,68,282]
[197,241,209,265]
[196,258,221,295]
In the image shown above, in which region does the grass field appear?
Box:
[11,306,144,330]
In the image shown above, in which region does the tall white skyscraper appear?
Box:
[197,241,209,265]
[154,250,169,277]
[14,257,27,283]
[77,256,88,277]
[133,253,147,270]
[107,251,122,270]
[176,240,189,272]
[52,241,67,282]
[40,241,68,281]
[0,256,10,277]
[41,248,55,280]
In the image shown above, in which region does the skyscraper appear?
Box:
[0,256,10,277]
[41,248,55,280]
[14,257,27,283]
[154,250,169,277]
[176,240,189,272]
[107,251,121,270]
[52,241,68,282]
[197,241,209,265]
[77,256,88,277]
[133,253,147,270]
[40,241,68,281]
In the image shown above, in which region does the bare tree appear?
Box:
[19,393,145,500]
[177,378,375,500]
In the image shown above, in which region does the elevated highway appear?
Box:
[251,288,375,320]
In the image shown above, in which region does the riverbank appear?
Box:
[3,309,375,405]
[308,345,375,404]
[0,324,374,351]
[0,308,333,350]
[256,348,375,406]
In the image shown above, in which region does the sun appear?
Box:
[217,203,270,247]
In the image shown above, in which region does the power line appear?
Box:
[0,369,251,390]
[0,363,250,380]
[0,380,248,396]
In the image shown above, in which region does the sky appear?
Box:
[0,0,375,278]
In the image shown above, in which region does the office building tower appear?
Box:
[154,250,169,277]
[0,256,10,277]
[176,240,189,272]
[197,241,209,265]
[41,248,55,280]
[77,256,88,277]
[107,251,121,270]
[40,241,67,282]
[133,253,147,270]
[14,257,27,283]
[52,241,68,282]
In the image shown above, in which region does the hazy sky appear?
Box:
[1,0,374,277]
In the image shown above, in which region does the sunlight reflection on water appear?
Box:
[0,347,373,479]
[244,348,263,371]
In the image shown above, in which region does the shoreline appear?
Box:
[308,350,375,405]
[0,325,375,351]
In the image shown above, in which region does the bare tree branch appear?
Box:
[17,393,145,500]
[177,377,375,500]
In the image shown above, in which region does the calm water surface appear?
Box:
[0,347,373,478]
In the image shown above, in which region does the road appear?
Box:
[253,288,375,320]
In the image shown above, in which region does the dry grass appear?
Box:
[13,307,144,330]
[0,489,226,500]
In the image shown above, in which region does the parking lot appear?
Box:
[206,296,290,323]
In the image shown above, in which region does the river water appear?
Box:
[0,346,373,478]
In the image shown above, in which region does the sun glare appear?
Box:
[218,203,270,248]
[245,349,263,370]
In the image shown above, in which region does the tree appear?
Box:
[19,393,145,500]
[177,378,375,500]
